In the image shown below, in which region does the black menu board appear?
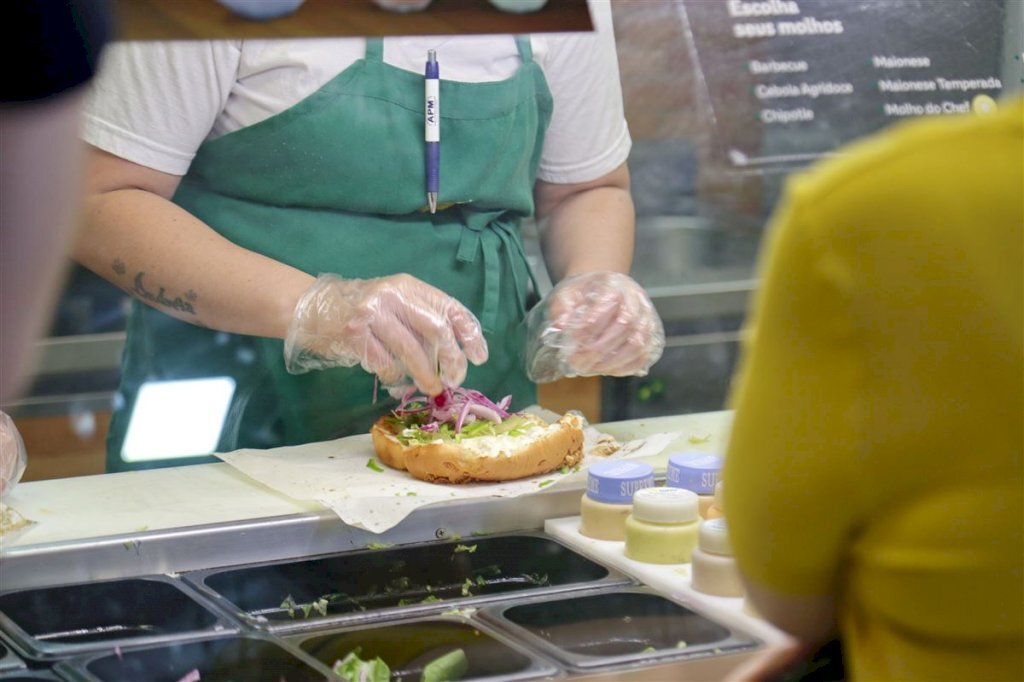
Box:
[678,0,1011,171]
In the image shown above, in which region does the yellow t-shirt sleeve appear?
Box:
[724,182,866,596]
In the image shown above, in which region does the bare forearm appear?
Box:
[77,189,313,339]
[536,165,635,283]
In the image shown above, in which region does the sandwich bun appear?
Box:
[371,413,585,484]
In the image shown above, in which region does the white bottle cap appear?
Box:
[698,517,733,555]
[630,487,700,524]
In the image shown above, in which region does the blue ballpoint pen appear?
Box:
[425,49,440,214]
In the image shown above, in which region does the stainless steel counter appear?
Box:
[0,412,732,591]
[0,412,766,681]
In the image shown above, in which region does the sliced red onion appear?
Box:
[468,403,502,423]
[393,386,514,434]
[454,400,474,433]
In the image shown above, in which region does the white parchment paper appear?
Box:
[218,413,680,534]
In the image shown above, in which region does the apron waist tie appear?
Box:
[455,220,537,334]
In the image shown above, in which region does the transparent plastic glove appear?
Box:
[0,411,27,497]
[284,273,488,396]
[525,272,665,383]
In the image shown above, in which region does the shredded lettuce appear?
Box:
[397,414,535,446]
[280,594,331,619]
[332,648,390,682]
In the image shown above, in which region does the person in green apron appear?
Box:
[76,32,664,471]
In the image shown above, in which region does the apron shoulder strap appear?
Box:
[515,36,534,63]
[364,38,384,62]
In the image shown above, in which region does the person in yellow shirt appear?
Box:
[725,98,1023,681]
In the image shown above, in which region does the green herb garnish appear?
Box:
[453,544,477,554]
[280,594,336,619]
[538,479,554,488]
[366,458,385,472]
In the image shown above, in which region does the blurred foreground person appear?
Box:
[0,0,110,494]
[725,99,1023,681]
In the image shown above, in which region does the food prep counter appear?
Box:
[0,412,786,680]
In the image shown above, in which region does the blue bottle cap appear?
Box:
[666,451,723,495]
[586,460,655,504]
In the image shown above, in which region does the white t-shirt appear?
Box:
[82,1,630,185]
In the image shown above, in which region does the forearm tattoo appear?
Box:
[131,271,198,315]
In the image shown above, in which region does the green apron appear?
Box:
[107,37,553,470]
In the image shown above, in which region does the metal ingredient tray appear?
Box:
[0,575,238,662]
[478,586,759,672]
[287,613,559,682]
[0,672,65,681]
[184,532,628,633]
[55,634,331,682]
[0,640,25,674]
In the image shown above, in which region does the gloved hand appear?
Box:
[284,273,488,396]
[525,272,665,383]
[0,411,27,497]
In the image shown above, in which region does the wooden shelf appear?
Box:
[112,0,592,41]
